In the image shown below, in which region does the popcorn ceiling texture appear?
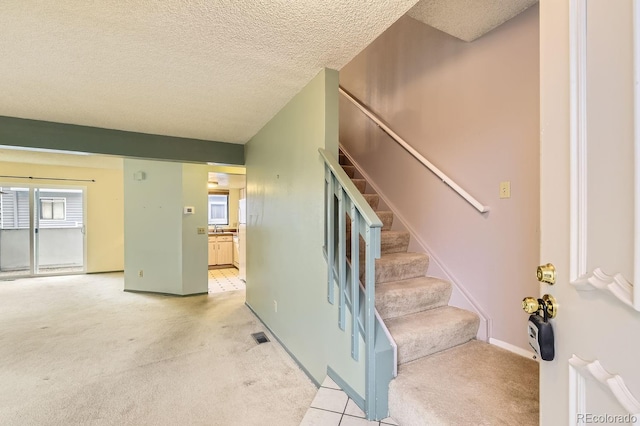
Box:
[0,1,419,144]
[0,1,537,144]
[408,0,538,42]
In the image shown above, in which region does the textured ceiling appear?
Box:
[0,1,419,144]
[0,1,537,146]
[408,0,538,42]
[208,172,246,190]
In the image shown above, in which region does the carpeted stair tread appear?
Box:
[376,277,452,320]
[351,178,366,194]
[388,340,539,426]
[342,165,356,178]
[386,306,479,364]
[348,230,409,257]
[373,252,429,284]
[363,194,379,210]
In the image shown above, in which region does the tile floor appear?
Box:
[208,267,246,293]
[300,377,400,425]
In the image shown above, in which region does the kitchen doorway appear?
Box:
[206,167,246,294]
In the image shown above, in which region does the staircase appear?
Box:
[340,150,480,361]
[338,149,539,425]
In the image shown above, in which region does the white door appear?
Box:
[540,0,640,424]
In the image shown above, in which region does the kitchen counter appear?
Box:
[208,231,236,236]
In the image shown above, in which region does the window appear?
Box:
[40,198,66,220]
[208,194,228,225]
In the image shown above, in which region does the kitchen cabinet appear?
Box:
[233,236,239,268]
[208,235,234,266]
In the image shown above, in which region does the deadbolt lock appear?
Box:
[522,294,558,319]
[537,263,556,285]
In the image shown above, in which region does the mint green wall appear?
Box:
[245,69,365,392]
[180,163,209,295]
[123,159,208,295]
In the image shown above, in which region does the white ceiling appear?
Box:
[408,0,538,42]
[0,1,419,144]
[208,172,245,190]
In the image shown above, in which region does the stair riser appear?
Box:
[393,315,480,365]
[344,211,392,232]
[342,165,356,178]
[373,256,429,284]
[352,179,366,194]
[376,280,452,320]
[364,194,379,210]
[377,211,394,231]
[347,232,409,257]
[339,153,352,166]
[381,232,409,255]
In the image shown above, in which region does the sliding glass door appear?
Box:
[0,185,85,279]
[34,188,85,275]
[0,187,31,278]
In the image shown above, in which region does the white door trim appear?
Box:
[569,0,640,311]
[569,355,640,423]
[569,0,588,285]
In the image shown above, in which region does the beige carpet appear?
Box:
[389,340,539,426]
[0,273,316,425]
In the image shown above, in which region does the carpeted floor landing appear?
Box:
[389,340,539,426]
[0,273,316,425]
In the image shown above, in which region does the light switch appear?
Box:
[499,181,511,199]
[197,227,206,234]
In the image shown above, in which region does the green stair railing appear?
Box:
[320,148,393,420]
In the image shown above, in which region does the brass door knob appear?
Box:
[537,263,556,284]
[542,294,558,319]
[522,294,558,319]
[522,297,540,314]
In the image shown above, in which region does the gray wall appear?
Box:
[245,69,367,392]
[339,7,540,350]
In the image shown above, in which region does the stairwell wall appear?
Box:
[245,69,366,392]
[339,7,540,351]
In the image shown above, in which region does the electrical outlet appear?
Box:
[273,300,278,313]
[499,181,511,199]
[197,227,206,234]
[138,270,144,278]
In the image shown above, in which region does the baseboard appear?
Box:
[245,301,321,388]
[339,145,492,341]
[327,366,365,409]
[123,289,207,297]
[489,338,538,361]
